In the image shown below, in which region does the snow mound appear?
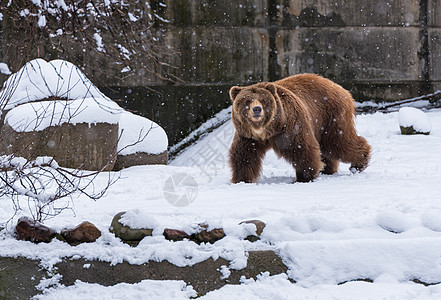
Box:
[1,59,108,110]
[375,211,413,234]
[421,212,441,232]
[398,107,432,134]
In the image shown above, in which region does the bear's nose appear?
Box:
[253,106,262,114]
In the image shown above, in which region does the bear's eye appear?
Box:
[245,99,252,106]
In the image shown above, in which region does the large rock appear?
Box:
[113,150,168,170]
[15,216,56,243]
[109,212,153,242]
[0,119,118,171]
[193,224,226,244]
[163,228,190,241]
[55,251,288,296]
[163,226,225,244]
[61,221,102,245]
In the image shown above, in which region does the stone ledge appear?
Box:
[0,251,288,298]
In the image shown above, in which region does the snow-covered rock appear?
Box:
[114,111,168,170]
[398,107,431,135]
[110,211,154,242]
[118,112,168,156]
[0,59,168,170]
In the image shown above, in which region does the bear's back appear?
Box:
[275,74,355,110]
[274,74,356,139]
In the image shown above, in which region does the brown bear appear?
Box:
[229,73,371,183]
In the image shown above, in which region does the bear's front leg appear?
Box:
[273,132,322,183]
[294,162,321,182]
[293,143,322,182]
[229,134,269,183]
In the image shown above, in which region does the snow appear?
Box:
[128,12,138,22]
[202,273,441,300]
[118,111,168,155]
[1,59,167,155]
[280,237,441,286]
[119,209,160,230]
[0,62,11,75]
[1,59,108,111]
[1,109,441,298]
[34,279,196,300]
[375,210,414,233]
[34,156,59,169]
[121,66,131,73]
[93,33,105,52]
[38,15,47,27]
[219,265,231,279]
[6,156,28,169]
[5,98,121,132]
[421,212,441,232]
[398,107,432,133]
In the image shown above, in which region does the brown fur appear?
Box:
[229,74,371,183]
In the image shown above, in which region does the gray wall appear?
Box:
[145,0,439,99]
[2,0,440,146]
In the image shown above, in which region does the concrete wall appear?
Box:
[1,0,440,146]
[146,0,433,96]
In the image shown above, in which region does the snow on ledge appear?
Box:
[5,98,122,132]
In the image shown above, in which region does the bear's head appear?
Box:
[229,83,280,139]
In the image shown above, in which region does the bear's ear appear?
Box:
[265,83,277,97]
[229,86,242,102]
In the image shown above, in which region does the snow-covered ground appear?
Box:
[1,108,441,299]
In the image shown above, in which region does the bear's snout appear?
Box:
[250,100,264,120]
[253,106,262,115]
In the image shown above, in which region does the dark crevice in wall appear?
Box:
[268,27,281,82]
[419,0,432,95]
[267,0,282,82]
